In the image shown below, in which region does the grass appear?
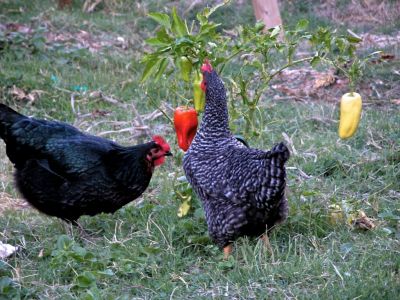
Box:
[1,1,399,299]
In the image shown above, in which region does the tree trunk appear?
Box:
[252,0,283,29]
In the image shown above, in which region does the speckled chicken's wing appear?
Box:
[187,142,289,208]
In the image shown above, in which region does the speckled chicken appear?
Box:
[183,60,290,257]
[0,103,171,223]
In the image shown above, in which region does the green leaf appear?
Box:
[148,12,171,29]
[254,21,265,32]
[154,46,172,55]
[296,19,309,31]
[218,256,235,269]
[335,38,346,53]
[345,31,362,43]
[269,26,281,38]
[80,288,101,300]
[32,39,45,51]
[56,235,72,250]
[71,245,87,258]
[346,35,362,43]
[146,37,169,47]
[171,7,188,37]
[204,0,231,18]
[196,12,208,25]
[156,27,173,43]
[199,23,220,36]
[0,277,15,294]
[174,36,194,47]
[141,56,161,83]
[310,55,321,68]
[76,271,96,288]
[288,45,296,62]
[154,58,169,82]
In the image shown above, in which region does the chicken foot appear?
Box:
[223,244,233,260]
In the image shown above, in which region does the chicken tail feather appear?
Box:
[0,103,25,141]
[271,142,290,163]
[263,142,289,200]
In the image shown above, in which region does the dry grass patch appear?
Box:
[0,192,30,215]
[318,0,400,27]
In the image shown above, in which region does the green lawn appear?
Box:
[0,1,399,299]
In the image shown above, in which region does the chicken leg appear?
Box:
[223,244,233,259]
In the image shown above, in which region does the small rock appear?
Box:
[0,241,18,259]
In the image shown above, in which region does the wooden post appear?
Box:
[252,0,283,29]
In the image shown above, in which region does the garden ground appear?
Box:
[0,1,399,299]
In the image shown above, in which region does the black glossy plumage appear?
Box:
[0,103,163,222]
[183,66,290,249]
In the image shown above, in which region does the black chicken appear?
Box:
[0,103,171,223]
[183,60,290,258]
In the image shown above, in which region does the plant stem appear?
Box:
[146,92,174,125]
[320,57,355,93]
[269,56,314,79]
[252,56,314,107]
[219,48,245,73]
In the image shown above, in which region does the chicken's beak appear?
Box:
[164,151,173,157]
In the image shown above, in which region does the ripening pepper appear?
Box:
[193,71,205,112]
[174,106,198,151]
[328,204,344,225]
[338,92,362,139]
[178,56,192,82]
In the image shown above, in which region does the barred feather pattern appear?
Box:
[183,69,290,249]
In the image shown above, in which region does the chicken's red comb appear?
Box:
[152,135,170,151]
[152,135,166,145]
[201,58,212,73]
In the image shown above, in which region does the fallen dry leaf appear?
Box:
[91,109,111,117]
[391,99,400,105]
[380,53,395,60]
[10,86,26,100]
[371,52,396,64]
[351,210,376,230]
[0,192,30,215]
[9,86,45,105]
[314,72,336,89]
[5,23,32,34]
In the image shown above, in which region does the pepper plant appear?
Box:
[141,0,372,137]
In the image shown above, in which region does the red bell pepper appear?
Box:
[173,106,198,151]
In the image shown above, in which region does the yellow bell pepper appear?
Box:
[338,92,362,139]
